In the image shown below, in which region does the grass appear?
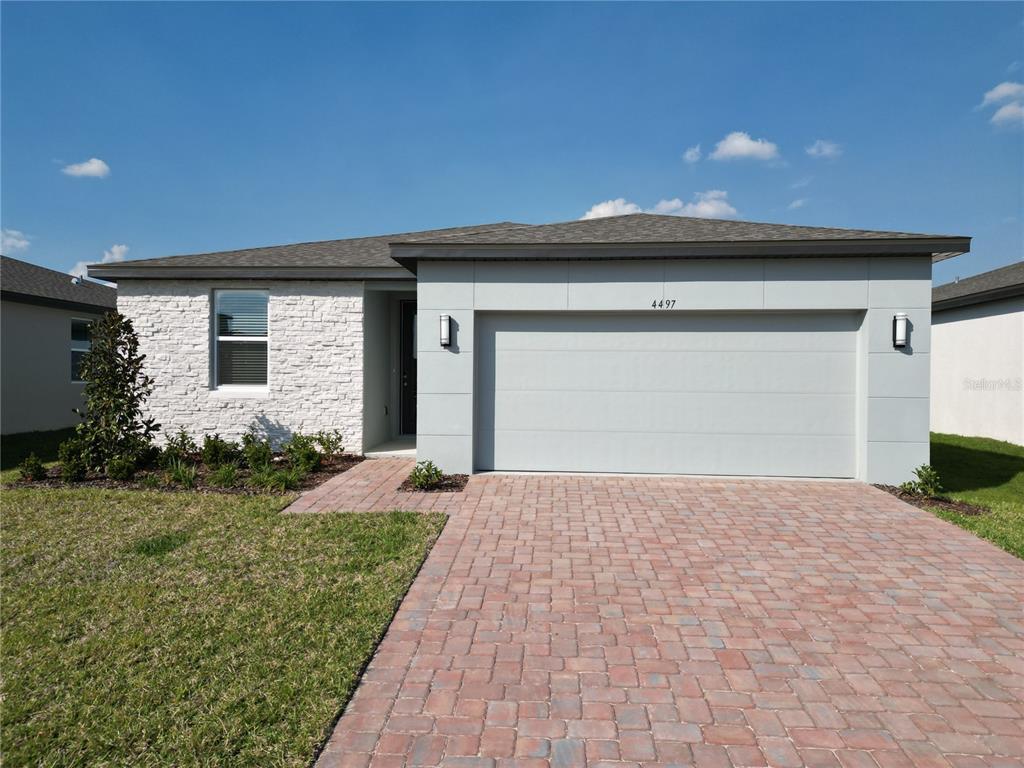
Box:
[2,486,446,767]
[929,432,1024,559]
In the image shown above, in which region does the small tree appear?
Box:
[73,312,160,470]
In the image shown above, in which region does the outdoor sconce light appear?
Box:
[439,314,451,348]
[893,312,908,348]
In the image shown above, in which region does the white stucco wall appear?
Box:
[931,296,1023,445]
[417,256,933,484]
[1,300,108,434]
[117,280,364,449]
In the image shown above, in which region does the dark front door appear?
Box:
[400,301,417,435]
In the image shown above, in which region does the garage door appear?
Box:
[475,312,860,477]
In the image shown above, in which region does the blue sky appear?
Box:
[2,2,1021,285]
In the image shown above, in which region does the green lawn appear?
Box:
[929,432,1024,559]
[1,485,445,767]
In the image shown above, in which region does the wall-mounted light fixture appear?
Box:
[439,314,451,348]
[892,312,908,348]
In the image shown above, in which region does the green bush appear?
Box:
[409,460,443,490]
[201,434,241,469]
[899,464,945,498]
[106,455,136,481]
[57,439,88,482]
[209,463,239,488]
[241,431,272,471]
[140,473,162,489]
[282,433,321,472]
[72,312,159,469]
[313,430,345,458]
[165,458,198,489]
[18,453,47,482]
[248,466,303,492]
[162,429,198,467]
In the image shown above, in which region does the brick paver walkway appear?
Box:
[308,463,1024,768]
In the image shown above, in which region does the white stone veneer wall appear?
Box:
[117,280,363,449]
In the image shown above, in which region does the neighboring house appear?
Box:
[1,256,117,434]
[89,214,970,484]
[931,261,1023,445]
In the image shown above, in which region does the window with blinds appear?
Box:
[214,290,268,387]
[71,319,92,382]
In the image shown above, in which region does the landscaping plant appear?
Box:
[57,440,87,482]
[66,312,159,471]
[165,458,198,489]
[409,460,444,490]
[208,463,239,488]
[899,464,945,498]
[241,430,272,471]
[313,429,345,457]
[161,428,198,468]
[282,433,321,472]
[201,434,241,468]
[106,455,136,481]
[17,453,46,482]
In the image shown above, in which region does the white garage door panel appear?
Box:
[488,391,854,436]
[476,312,860,478]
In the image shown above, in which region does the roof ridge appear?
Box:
[1,254,112,286]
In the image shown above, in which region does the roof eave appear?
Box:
[390,237,971,272]
[933,282,1024,312]
[86,265,414,281]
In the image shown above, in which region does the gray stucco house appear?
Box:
[1,255,117,434]
[89,214,971,484]
[931,261,1022,445]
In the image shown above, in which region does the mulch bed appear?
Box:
[399,473,469,493]
[875,484,989,516]
[10,455,365,495]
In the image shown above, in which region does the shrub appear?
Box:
[201,434,241,469]
[106,455,136,481]
[165,458,198,489]
[140,473,162,490]
[282,433,321,472]
[73,312,159,470]
[57,439,88,482]
[409,460,443,490]
[18,453,47,482]
[313,430,345,458]
[162,428,198,467]
[241,430,272,471]
[248,466,303,492]
[209,463,239,488]
[899,464,945,498]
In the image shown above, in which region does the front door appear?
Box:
[400,301,417,435]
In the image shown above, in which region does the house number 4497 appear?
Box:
[650,299,677,308]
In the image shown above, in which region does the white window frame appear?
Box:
[212,289,269,391]
[70,318,92,384]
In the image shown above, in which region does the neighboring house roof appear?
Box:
[933,261,1024,312]
[1,255,117,312]
[88,213,971,281]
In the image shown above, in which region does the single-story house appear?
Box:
[89,214,971,484]
[931,261,1023,445]
[1,255,117,434]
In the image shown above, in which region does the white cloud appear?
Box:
[581,198,643,219]
[788,198,808,210]
[583,190,738,220]
[980,81,1024,108]
[805,139,843,160]
[70,243,128,280]
[682,144,702,164]
[1,228,31,253]
[991,101,1024,126]
[61,157,110,178]
[790,176,813,189]
[709,131,779,161]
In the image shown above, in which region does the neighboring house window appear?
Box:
[214,290,268,387]
[71,319,92,382]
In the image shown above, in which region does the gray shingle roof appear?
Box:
[91,222,525,276]
[933,261,1024,311]
[393,213,964,245]
[1,255,116,310]
[88,213,971,280]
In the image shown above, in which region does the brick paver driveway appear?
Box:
[311,460,1024,768]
